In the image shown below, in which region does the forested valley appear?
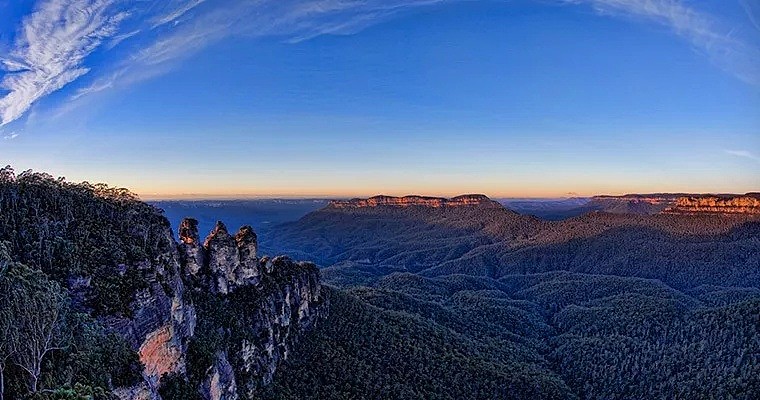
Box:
[262,199,760,399]
[1,167,758,399]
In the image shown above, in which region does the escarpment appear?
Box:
[329,194,501,209]
[664,194,760,215]
[585,193,760,215]
[0,169,326,400]
[112,219,326,400]
[166,218,326,400]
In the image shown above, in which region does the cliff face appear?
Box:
[228,255,324,398]
[329,194,501,209]
[180,220,262,294]
[586,193,760,215]
[665,194,760,215]
[120,218,326,400]
[586,194,683,215]
[109,220,197,399]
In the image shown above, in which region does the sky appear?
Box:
[0,0,759,199]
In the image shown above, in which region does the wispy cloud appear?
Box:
[151,0,206,28]
[73,0,447,97]
[2,0,759,128]
[107,29,141,49]
[74,0,760,107]
[725,149,760,162]
[2,131,19,140]
[566,0,760,86]
[740,0,760,33]
[0,0,127,126]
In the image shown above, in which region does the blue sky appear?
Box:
[1,0,758,198]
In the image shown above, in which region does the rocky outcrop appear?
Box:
[206,255,324,398]
[179,219,263,294]
[585,193,760,215]
[180,219,325,399]
[179,218,205,276]
[329,194,501,209]
[664,194,760,215]
[116,219,326,400]
[202,352,238,400]
[114,224,196,400]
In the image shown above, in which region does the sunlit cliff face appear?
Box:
[666,194,760,214]
[329,194,500,208]
[590,193,760,215]
[139,325,183,382]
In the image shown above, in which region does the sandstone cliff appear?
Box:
[585,194,684,215]
[586,193,760,215]
[664,194,760,215]
[329,194,501,209]
[119,218,326,400]
[108,218,197,399]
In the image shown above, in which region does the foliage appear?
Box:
[0,168,146,398]
[0,166,173,317]
[24,383,116,400]
[0,262,69,394]
[266,272,760,399]
[42,314,143,390]
[157,373,202,400]
[264,287,573,400]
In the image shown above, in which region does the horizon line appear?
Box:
[138,191,757,202]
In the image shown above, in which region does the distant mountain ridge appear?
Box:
[262,193,760,289]
[328,192,760,218]
[586,193,760,215]
[329,194,501,209]
[258,192,760,399]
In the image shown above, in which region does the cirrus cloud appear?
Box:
[1,0,759,128]
[0,0,127,126]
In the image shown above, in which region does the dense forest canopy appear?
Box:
[0,167,160,399]
[262,201,760,289]
[0,166,174,317]
[261,198,760,399]
[265,274,759,399]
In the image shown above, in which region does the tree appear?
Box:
[0,302,16,400]
[0,244,18,400]
[1,263,69,393]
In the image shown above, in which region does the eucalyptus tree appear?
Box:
[0,262,70,394]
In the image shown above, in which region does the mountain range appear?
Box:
[0,169,757,399]
[258,193,760,399]
[261,194,760,289]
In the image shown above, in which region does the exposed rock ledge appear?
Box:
[586,193,760,215]
[664,194,760,215]
[329,194,501,209]
[119,219,327,400]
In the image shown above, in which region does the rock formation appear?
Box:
[585,193,760,215]
[585,194,684,215]
[113,223,197,399]
[201,351,237,400]
[329,194,501,209]
[178,218,205,276]
[118,219,326,400]
[179,219,264,294]
[664,194,760,214]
